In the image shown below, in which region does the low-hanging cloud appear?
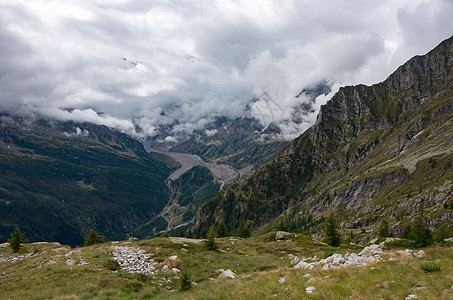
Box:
[1,0,452,140]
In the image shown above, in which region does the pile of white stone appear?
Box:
[293,244,388,270]
[111,246,156,275]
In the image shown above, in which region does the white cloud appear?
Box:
[205,129,218,137]
[0,0,452,140]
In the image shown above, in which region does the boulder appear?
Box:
[305,286,316,294]
[219,269,238,279]
[275,231,292,240]
[358,244,383,257]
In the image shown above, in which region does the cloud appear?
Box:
[0,0,452,140]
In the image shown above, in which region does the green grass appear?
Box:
[1,236,452,299]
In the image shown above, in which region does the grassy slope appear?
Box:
[0,236,452,299]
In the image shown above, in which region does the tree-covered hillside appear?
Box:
[0,116,179,246]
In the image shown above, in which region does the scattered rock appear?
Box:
[0,242,10,249]
[161,265,170,272]
[169,255,178,260]
[275,231,292,240]
[219,269,238,279]
[414,250,425,258]
[0,252,39,263]
[404,249,413,256]
[172,268,180,273]
[444,237,453,242]
[66,259,75,266]
[405,295,417,300]
[291,256,301,265]
[305,286,316,294]
[278,277,286,283]
[302,274,311,278]
[293,261,315,270]
[128,237,139,241]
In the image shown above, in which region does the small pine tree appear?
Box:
[84,229,105,246]
[412,216,432,247]
[325,214,341,247]
[216,222,229,237]
[8,227,27,253]
[236,219,250,238]
[378,219,390,238]
[179,269,192,291]
[205,227,217,250]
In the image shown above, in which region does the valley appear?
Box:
[148,148,238,187]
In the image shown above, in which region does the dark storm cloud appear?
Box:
[0,0,451,139]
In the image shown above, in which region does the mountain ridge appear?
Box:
[191,35,453,239]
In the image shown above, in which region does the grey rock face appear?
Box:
[275,231,292,240]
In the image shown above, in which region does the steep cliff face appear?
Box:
[191,35,453,238]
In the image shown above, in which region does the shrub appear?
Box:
[420,262,441,273]
[8,227,27,253]
[179,269,192,291]
[385,239,415,249]
[104,258,120,271]
[276,221,288,231]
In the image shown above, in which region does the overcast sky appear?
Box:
[1,0,452,140]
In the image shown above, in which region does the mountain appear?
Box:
[191,36,453,239]
[0,116,179,246]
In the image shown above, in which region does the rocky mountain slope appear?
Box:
[0,116,179,246]
[191,36,453,238]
